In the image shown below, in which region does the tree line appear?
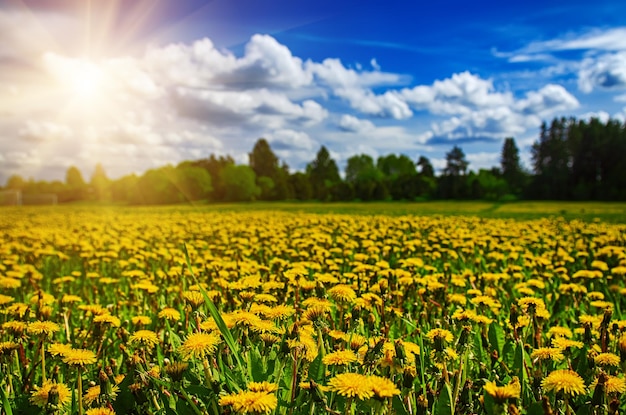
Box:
[2,116,625,203]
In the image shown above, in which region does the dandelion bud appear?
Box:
[601,309,612,329]
[584,323,593,344]
[508,403,520,415]
[509,305,518,327]
[541,396,553,415]
[591,372,608,407]
[47,385,60,406]
[457,325,471,351]
[416,394,428,415]
[402,366,416,388]
[164,361,188,383]
[309,380,326,404]
[394,340,406,365]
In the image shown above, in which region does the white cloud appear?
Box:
[578,52,626,93]
[338,115,375,132]
[522,27,626,54]
[466,152,500,170]
[18,120,73,142]
[578,111,611,123]
[266,129,317,151]
[400,71,513,116]
[515,84,579,116]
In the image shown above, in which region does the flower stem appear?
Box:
[77,367,84,415]
[202,358,213,388]
[41,339,46,383]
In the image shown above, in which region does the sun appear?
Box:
[44,53,108,106]
[67,61,104,99]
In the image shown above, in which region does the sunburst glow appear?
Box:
[66,61,104,99]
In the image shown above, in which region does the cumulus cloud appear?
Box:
[466,152,501,170]
[400,71,513,116]
[578,52,626,93]
[266,129,317,151]
[18,121,73,142]
[578,111,611,123]
[515,84,580,115]
[338,115,375,132]
[403,75,579,144]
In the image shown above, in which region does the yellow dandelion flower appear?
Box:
[62,348,97,366]
[327,285,357,303]
[260,333,281,344]
[183,291,205,308]
[552,337,584,350]
[85,408,116,415]
[0,341,19,356]
[61,294,83,304]
[27,321,60,337]
[530,347,565,362]
[484,378,521,403]
[368,375,400,399]
[2,321,27,335]
[78,304,107,316]
[0,277,21,289]
[30,381,72,408]
[322,350,358,366]
[594,353,621,367]
[158,308,181,321]
[605,376,626,394]
[131,316,152,326]
[0,294,14,305]
[302,297,333,312]
[327,373,374,400]
[83,384,120,406]
[48,343,73,357]
[93,314,121,327]
[547,326,573,338]
[263,305,295,320]
[426,328,454,343]
[129,330,159,348]
[542,370,586,396]
[248,381,279,393]
[179,331,221,360]
[219,390,278,414]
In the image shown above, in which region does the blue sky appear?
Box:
[1,0,626,182]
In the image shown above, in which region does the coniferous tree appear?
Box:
[500,138,524,195]
[306,146,340,201]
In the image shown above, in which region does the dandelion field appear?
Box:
[1,206,626,415]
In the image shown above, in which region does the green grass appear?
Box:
[10,200,626,222]
[192,200,626,223]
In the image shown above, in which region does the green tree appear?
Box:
[345,154,386,200]
[530,118,571,199]
[189,155,234,202]
[111,174,139,203]
[5,174,26,190]
[417,156,435,178]
[220,164,260,202]
[65,166,87,201]
[500,138,524,195]
[377,154,418,200]
[306,146,340,201]
[175,163,213,201]
[90,163,111,201]
[290,172,313,201]
[439,146,469,199]
[377,154,417,178]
